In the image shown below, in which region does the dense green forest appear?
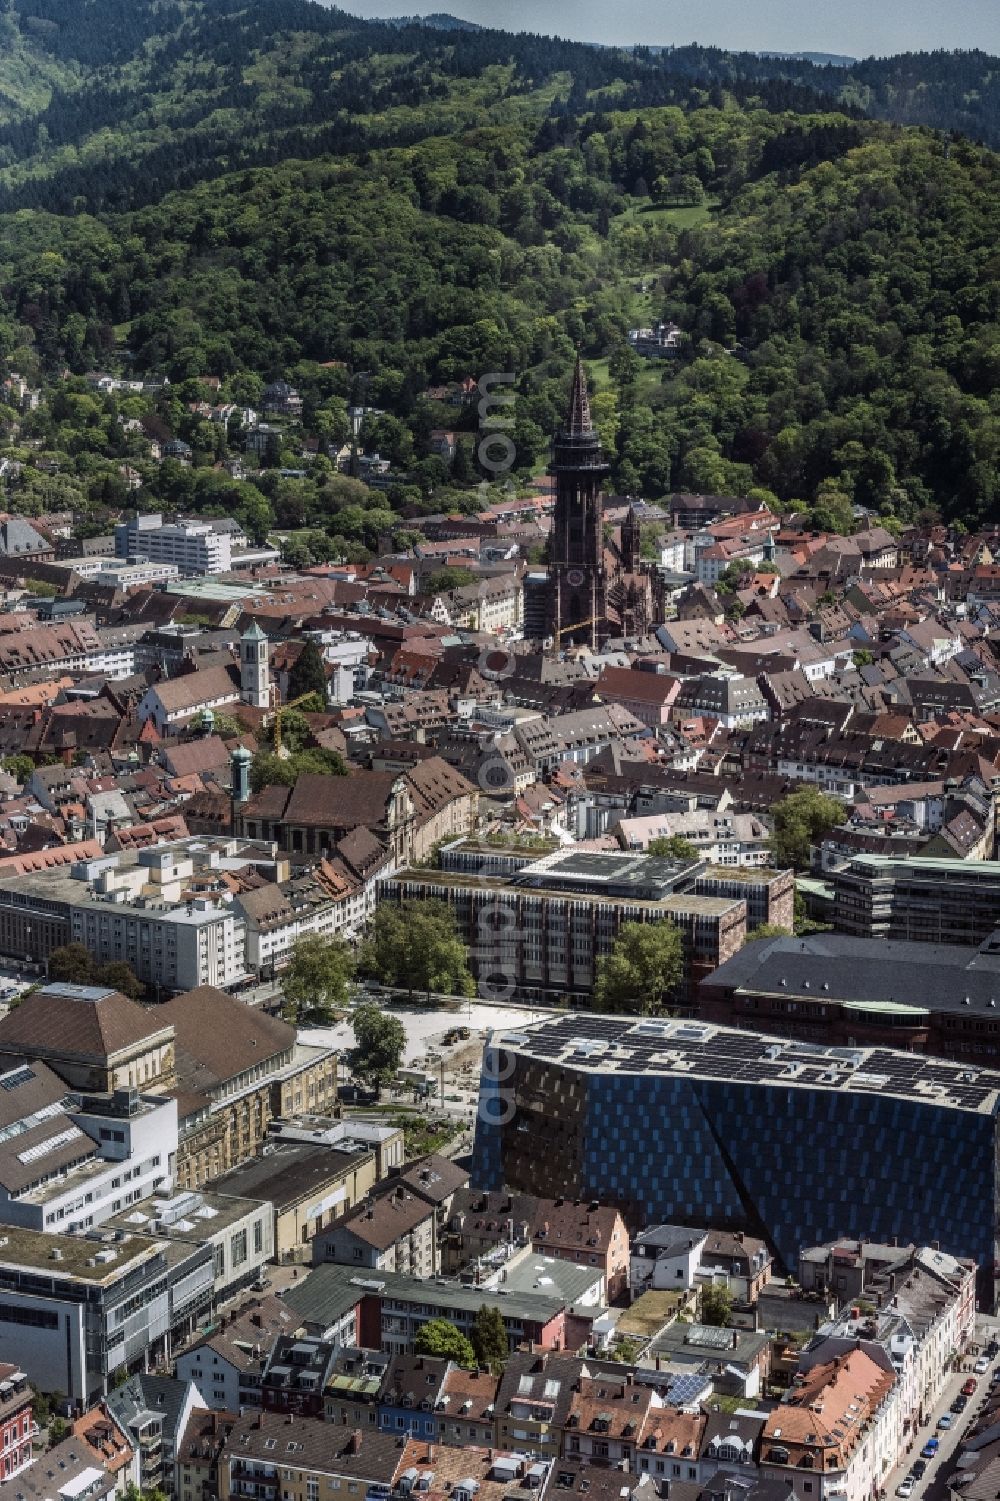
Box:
[1,0,999,536]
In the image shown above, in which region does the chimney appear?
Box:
[350,1430,363,1455]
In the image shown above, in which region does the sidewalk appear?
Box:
[883,1338,1000,1501]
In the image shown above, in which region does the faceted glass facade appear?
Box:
[474,1056,999,1296]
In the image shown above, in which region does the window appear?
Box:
[231,1229,248,1267]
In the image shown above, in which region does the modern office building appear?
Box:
[386,848,792,1001]
[473,1013,1000,1306]
[699,931,1000,1062]
[0,845,248,990]
[116,514,233,575]
[0,1224,214,1402]
[832,855,1000,946]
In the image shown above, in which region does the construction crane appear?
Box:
[546,616,599,654]
[272,691,324,757]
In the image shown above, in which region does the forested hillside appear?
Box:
[0,0,999,537]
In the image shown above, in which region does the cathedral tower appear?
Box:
[546,355,610,649]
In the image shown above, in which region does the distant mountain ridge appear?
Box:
[759,50,857,67]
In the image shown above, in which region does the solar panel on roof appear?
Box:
[667,1373,709,1405]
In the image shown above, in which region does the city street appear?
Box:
[882,1320,1000,1501]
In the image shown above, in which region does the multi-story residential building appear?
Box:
[0,847,247,991]
[493,1352,582,1461]
[217,1414,401,1501]
[116,514,233,574]
[321,1347,390,1427]
[758,1348,896,1501]
[386,849,750,1001]
[176,1295,298,1412]
[235,862,369,972]
[108,1375,207,1498]
[177,1409,240,1501]
[630,1226,771,1304]
[313,1185,438,1277]
[312,1155,467,1275]
[805,1245,976,1446]
[0,1363,34,1483]
[260,1335,341,1416]
[832,855,1000,947]
[561,1372,663,1470]
[284,1262,586,1358]
[531,1199,630,1302]
[474,1013,1000,1308]
[432,1365,499,1448]
[375,1352,450,1440]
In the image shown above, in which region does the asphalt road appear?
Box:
[884,1323,1000,1501]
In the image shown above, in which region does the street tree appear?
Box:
[349,1003,406,1096]
[47,943,142,999]
[360,900,473,1000]
[646,834,698,861]
[282,934,354,1022]
[768,787,843,871]
[471,1304,509,1371]
[700,1284,733,1327]
[593,920,684,1016]
[287,639,328,703]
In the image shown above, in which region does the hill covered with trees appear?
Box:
[0,0,999,534]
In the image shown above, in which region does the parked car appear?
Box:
[921,1439,939,1458]
[988,1340,999,1358]
[912,1461,927,1480]
[896,1480,914,1499]
[975,1356,991,1375]
[937,1414,953,1430]
[963,1377,978,1396]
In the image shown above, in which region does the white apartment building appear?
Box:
[0,846,249,992]
[116,514,233,575]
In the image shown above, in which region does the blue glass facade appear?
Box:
[473,1059,998,1295]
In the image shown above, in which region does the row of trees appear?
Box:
[413,1304,509,1370]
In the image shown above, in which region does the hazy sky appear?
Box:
[341,0,1000,58]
